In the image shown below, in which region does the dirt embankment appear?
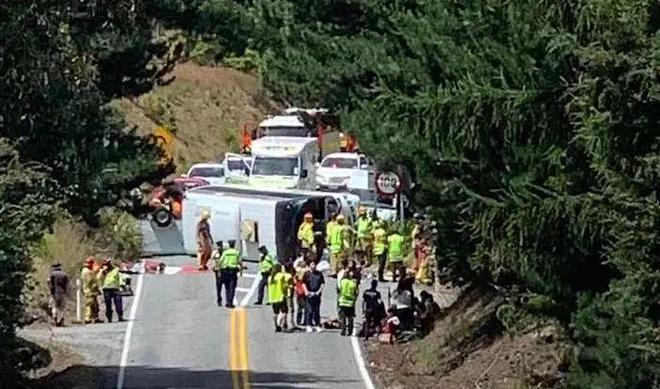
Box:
[368,286,570,389]
[112,63,279,172]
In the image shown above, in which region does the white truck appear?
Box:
[182,186,350,261]
[248,136,319,190]
[315,152,373,191]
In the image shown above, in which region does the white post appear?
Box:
[76,278,82,323]
[399,194,405,225]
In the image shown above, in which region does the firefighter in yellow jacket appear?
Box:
[81,257,102,324]
[355,207,373,265]
[329,214,346,276]
[297,212,315,257]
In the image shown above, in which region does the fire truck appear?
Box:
[241,108,358,157]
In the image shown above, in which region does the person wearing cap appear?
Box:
[81,257,101,324]
[355,206,374,266]
[48,263,69,327]
[387,229,405,282]
[255,245,276,305]
[218,239,242,308]
[329,214,346,276]
[98,259,124,322]
[372,220,388,282]
[297,212,315,257]
[211,241,224,306]
[196,210,213,271]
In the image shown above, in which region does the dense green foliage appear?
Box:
[146,0,253,65]
[0,141,58,383]
[0,1,167,381]
[238,1,659,387]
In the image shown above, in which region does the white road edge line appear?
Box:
[239,273,260,307]
[116,269,145,389]
[235,287,251,293]
[351,335,376,389]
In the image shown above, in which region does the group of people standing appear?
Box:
[47,257,126,327]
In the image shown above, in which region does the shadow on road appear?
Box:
[30,364,359,388]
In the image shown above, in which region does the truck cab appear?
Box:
[248,136,319,190]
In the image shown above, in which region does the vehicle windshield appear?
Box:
[252,157,298,176]
[188,167,223,177]
[260,126,314,137]
[321,157,358,169]
[226,160,246,171]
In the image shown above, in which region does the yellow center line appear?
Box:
[238,308,251,389]
[230,309,241,389]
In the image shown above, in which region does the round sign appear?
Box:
[375,171,402,195]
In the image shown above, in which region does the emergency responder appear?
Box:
[297,212,315,257]
[98,259,124,322]
[268,263,287,332]
[338,269,359,336]
[387,229,405,283]
[196,210,213,271]
[48,263,69,327]
[81,257,101,324]
[372,221,388,282]
[325,212,338,245]
[341,215,356,261]
[355,207,373,265]
[218,240,242,308]
[329,214,346,276]
[255,245,276,305]
[212,241,224,306]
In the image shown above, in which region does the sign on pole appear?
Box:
[375,171,402,197]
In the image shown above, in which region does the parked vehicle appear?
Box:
[220,153,252,184]
[248,136,319,190]
[182,186,342,261]
[241,108,338,158]
[185,163,226,185]
[360,200,398,221]
[148,177,209,227]
[315,152,372,191]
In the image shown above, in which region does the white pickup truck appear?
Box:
[185,153,252,186]
[315,152,372,191]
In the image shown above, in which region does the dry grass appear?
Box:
[23,211,142,323]
[112,63,279,173]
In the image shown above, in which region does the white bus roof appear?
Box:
[259,115,305,128]
[251,136,317,157]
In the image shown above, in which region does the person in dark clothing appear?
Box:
[48,264,69,327]
[219,240,242,308]
[396,266,415,296]
[362,279,383,339]
[303,261,325,332]
[255,246,276,305]
[419,291,440,334]
[212,241,224,306]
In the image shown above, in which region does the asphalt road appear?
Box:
[112,255,380,389]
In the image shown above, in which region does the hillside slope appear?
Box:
[113,63,278,172]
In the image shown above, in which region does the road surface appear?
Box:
[109,255,381,389]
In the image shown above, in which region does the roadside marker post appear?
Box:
[75,278,82,324]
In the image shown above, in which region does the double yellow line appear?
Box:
[229,308,250,389]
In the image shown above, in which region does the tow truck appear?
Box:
[241,108,344,158]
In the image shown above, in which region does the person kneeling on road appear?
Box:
[338,269,359,336]
[268,263,288,332]
[218,240,242,308]
[255,245,275,305]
